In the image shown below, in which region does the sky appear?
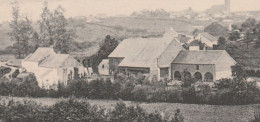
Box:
[0,0,260,22]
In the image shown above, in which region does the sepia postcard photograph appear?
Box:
[0,0,260,121]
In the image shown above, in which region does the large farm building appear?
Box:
[108,30,236,81]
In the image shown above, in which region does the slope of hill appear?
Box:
[99,17,211,34]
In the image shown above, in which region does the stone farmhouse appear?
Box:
[172,50,236,82]
[109,32,236,81]
[22,47,85,89]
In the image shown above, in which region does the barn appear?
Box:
[108,37,183,80]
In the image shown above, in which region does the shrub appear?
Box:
[45,98,106,122]
[215,78,233,89]
[0,99,43,122]
[0,76,45,97]
[108,102,165,122]
[181,86,196,103]
[0,67,11,78]
[250,113,260,122]
[0,98,169,122]
[11,69,19,78]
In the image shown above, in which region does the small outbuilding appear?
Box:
[98,59,109,75]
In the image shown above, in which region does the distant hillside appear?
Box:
[0,17,211,50]
[131,9,170,18]
[99,17,211,34]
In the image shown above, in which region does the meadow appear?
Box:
[3,96,259,122]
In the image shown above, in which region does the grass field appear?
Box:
[2,96,259,122]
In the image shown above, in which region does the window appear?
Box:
[196,65,199,70]
[102,64,105,69]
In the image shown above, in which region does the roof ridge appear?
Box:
[214,51,226,64]
[181,50,225,52]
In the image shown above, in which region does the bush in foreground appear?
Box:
[0,98,170,122]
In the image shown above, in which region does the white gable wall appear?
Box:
[189,46,200,50]
[98,60,109,75]
[21,60,39,73]
[200,35,217,47]
[215,52,236,80]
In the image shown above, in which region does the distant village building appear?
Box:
[22,47,85,89]
[176,34,193,45]
[189,40,204,51]
[206,0,230,18]
[98,59,109,75]
[205,22,229,38]
[172,50,236,81]
[197,32,218,48]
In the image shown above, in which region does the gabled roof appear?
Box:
[118,38,174,68]
[204,22,228,37]
[172,50,227,64]
[39,54,83,68]
[176,36,192,44]
[158,38,184,67]
[189,40,203,46]
[200,32,217,42]
[24,47,55,62]
[163,28,179,38]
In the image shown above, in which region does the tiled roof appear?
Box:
[24,47,55,62]
[39,54,83,68]
[200,32,217,42]
[172,50,226,64]
[109,37,182,68]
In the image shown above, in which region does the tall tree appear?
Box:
[8,0,20,58]
[8,1,35,58]
[52,6,75,54]
[92,35,118,73]
[39,1,53,47]
[218,37,226,46]
[244,31,254,49]
[241,18,257,32]
[229,31,240,41]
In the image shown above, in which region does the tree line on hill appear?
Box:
[229,18,260,49]
[7,1,102,59]
[8,1,75,58]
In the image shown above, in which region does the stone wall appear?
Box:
[171,63,215,81]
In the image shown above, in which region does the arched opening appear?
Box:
[182,70,192,79]
[174,71,181,80]
[194,72,202,81]
[204,72,213,82]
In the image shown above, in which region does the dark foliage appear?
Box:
[250,113,260,122]
[1,67,260,105]
[0,98,168,122]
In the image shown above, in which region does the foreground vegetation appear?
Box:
[0,65,259,105]
[2,96,260,122]
[0,97,178,122]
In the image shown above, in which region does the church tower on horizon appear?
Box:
[225,0,231,16]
